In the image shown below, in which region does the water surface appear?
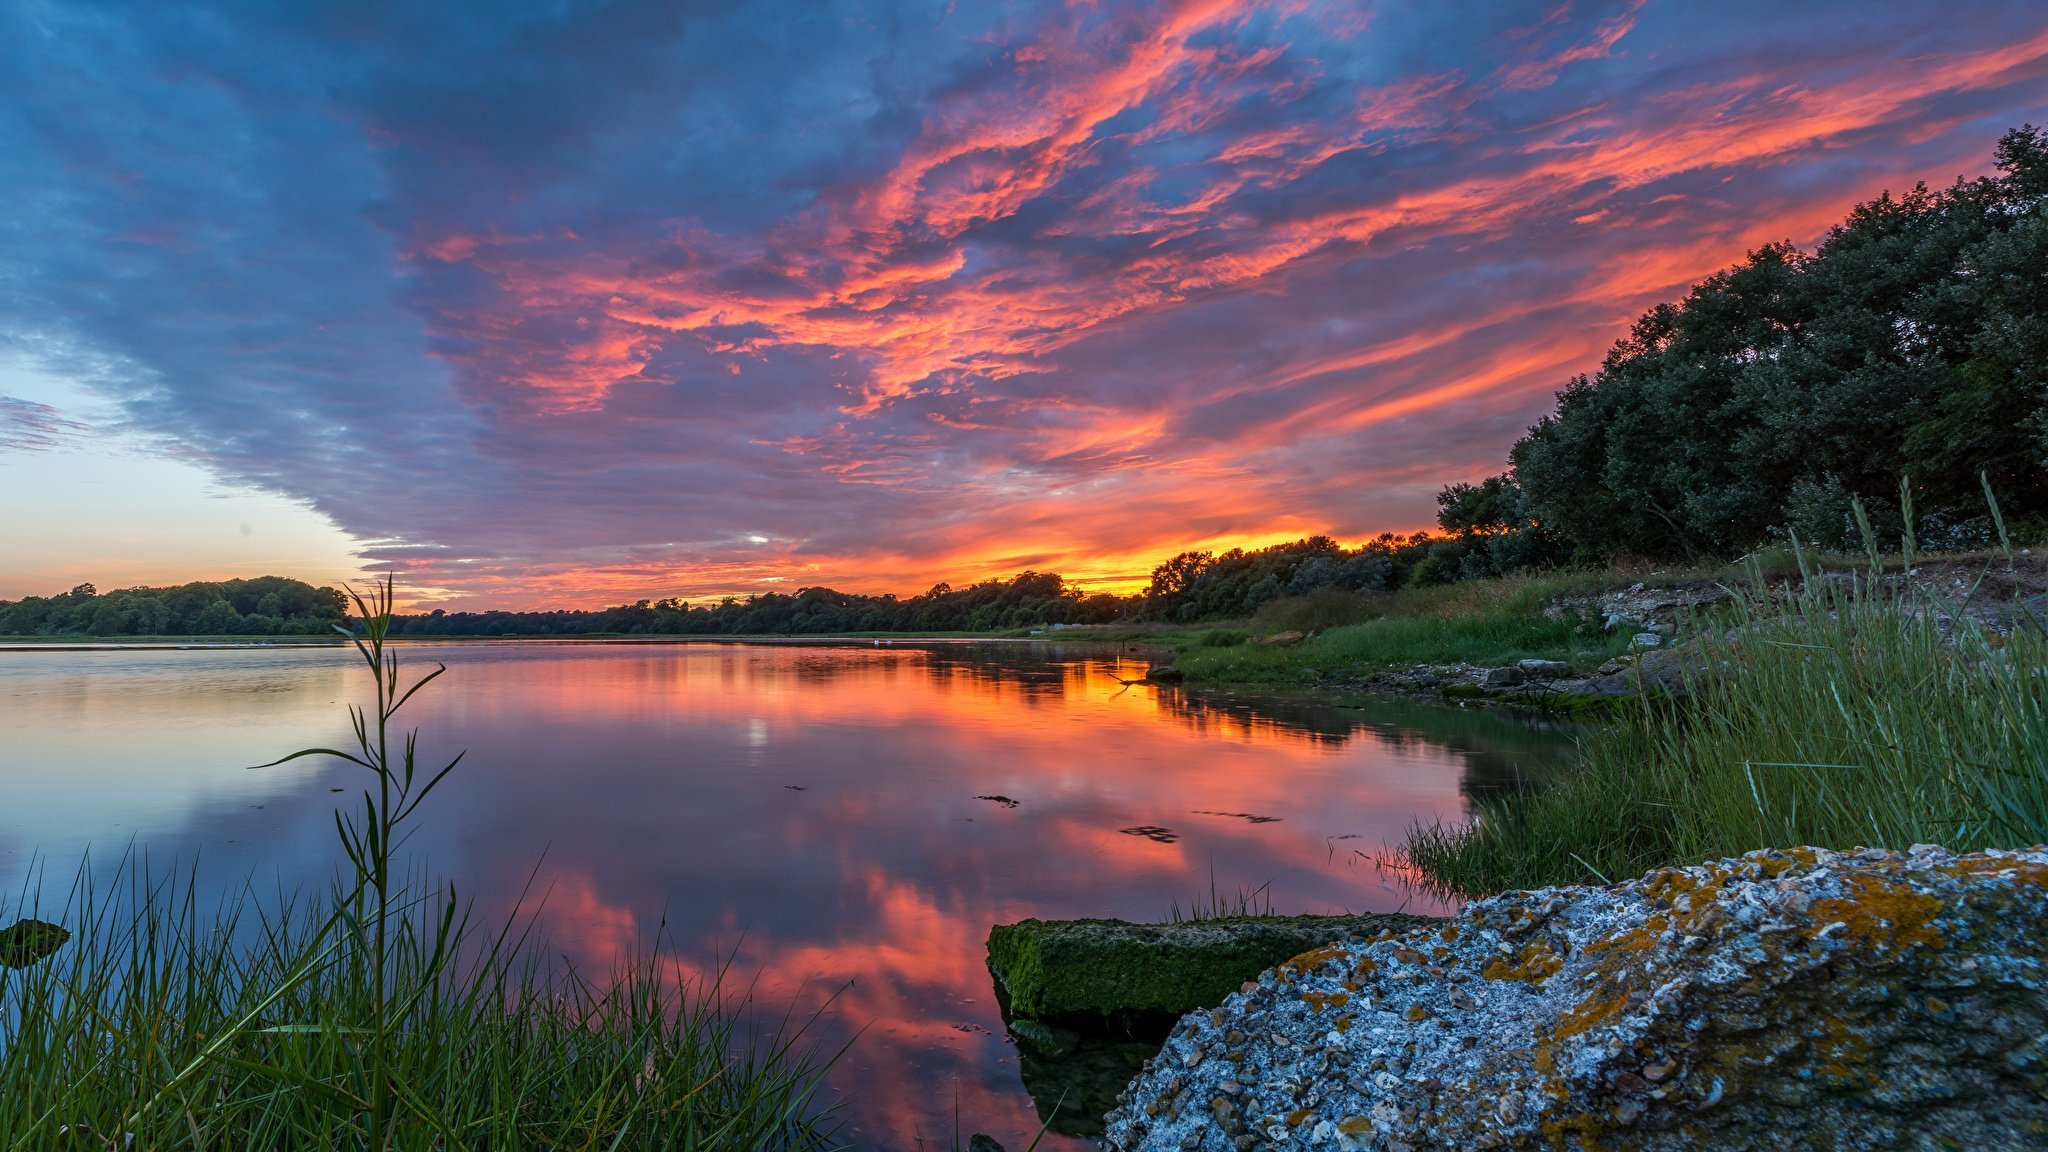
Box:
[0,640,1574,1147]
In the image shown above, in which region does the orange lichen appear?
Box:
[1406,1006,1432,1022]
[1940,856,2048,889]
[1440,925,1461,942]
[1351,957,1378,978]
[1809,1015,1877,1086]
[1540,1113,1613,1146]
[1582,922,1662,960]
[1551,989,1630,1043]
[1280,943,1353,980]
[1302,990,1351,1012]
[1482,938,1564,984]
[1287,1108,1312,1127]
[1333,1014,1354,1033]
[1807,875,1947,950]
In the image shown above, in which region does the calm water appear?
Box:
[0,640,1574,1148]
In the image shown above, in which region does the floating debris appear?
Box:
[1192,810,1282,824]
[783,785,807,790]
[975,795,1021,808]
[1120,825,1180,844]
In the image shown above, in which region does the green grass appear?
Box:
[0,865,835,1149]
[1167,872,1276,923]
[1405,557,2048,897]
[1173,572,1645,684]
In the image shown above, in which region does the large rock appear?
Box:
[1103,846,2048,1151]
[987,914,1430,1023]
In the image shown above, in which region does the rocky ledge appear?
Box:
[1103,845,2048,1151]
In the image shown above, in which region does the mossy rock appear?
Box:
[986,913,1430,1021]
[0,919,70,969]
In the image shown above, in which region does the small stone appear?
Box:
[0,919,69,969]
[1642,1057,1676,1082]
[968,1136,1006,1152]
[1628,632,1663,650]
[1496,1093,1522,1124]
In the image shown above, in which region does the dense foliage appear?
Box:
[384,570,1139,636]
[0,576,347,636]
[1465,126,2048,561]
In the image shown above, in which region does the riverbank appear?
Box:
[1403,551,2046,896]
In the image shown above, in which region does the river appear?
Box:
[0,639,1576,1148]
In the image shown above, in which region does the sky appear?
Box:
[3,1,2046,609]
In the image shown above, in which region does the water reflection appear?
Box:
[0,641,1576,1149]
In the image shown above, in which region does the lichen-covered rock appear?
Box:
[987,914,1429,1022]
[1103,846,2048,1151]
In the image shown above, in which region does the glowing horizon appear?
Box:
[4,2,2046,611]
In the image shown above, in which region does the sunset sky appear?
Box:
[4,0,2047,608]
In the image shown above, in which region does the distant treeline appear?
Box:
[0,577,348,636]
[385,571,1139,636]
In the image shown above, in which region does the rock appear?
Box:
[1146,665,1186,684]
[0,919,69,969]
[1104,845,2048,1152]
[1557,581,1735,635]
[1596,657,1632,676]
[1628,631,1663,649]
[1009,1018,1082,1060]
[1480,666,1525,688]
[1252,631,1306,646]
[1515,659,1570,680]
[987,913,1431,1022]
[968,1135,1006,1152]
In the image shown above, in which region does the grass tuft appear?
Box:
[1405,559,2048,897]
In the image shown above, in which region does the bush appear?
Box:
[1249,588,1385,634]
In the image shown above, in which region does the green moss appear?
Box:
[986,913,1430,1021]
